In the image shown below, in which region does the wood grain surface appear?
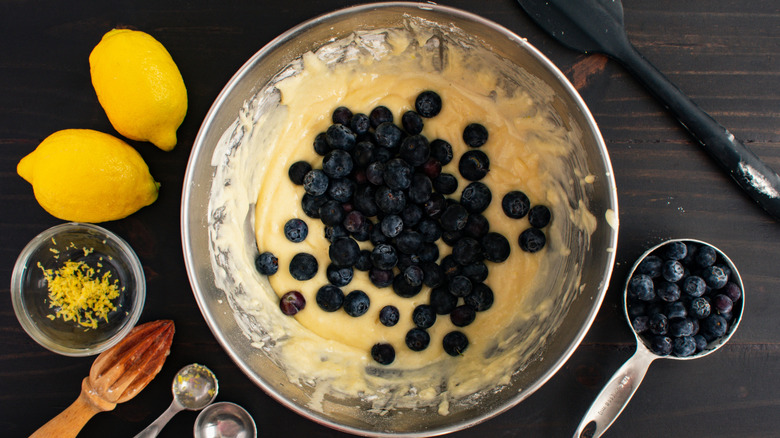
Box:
[1,1,778,437]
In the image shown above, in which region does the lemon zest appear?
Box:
[38,259,120,329]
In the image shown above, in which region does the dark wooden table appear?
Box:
[2,1,779,436]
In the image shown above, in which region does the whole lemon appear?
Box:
[17,129,160,223]
[89,29,187,151]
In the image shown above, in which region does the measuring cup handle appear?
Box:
[572,345,657,438]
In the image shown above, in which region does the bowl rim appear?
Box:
[181,2,619,436]
[10,222,146,357]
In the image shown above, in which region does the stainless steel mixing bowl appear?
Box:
[182,3,619,436]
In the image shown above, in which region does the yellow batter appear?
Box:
[209,22,597,414]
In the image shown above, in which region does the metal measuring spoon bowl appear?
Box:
[194,401,257,438]
[134,363,219,437]
[573,238,744,438]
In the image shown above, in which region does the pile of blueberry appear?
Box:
[255,91,551,365]
[626,241,742,357]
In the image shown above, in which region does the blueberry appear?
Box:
[689,297,711,319]
[322,149,353,179]
[417,219,442,243]
[463,214,489,239]
[448,275,473,297]
[375,186,407,215]
[656,281,681,302]
[289,253,318,281]
[288,161,312,185]
[430,139,453,165]
[327,178,355,203]
[441,204,468,231]
[301,194,327,219]
[461,182,492,213]
[440,255,461,278]
[403,265,424,287]
[313,132,330,156]
[370,244,397,270]
[450,305,476,327]
[355,250,372,271]
[481,232,510,263]
[383,158,413,191]
[702,314,729,340]
[666,301,688,320]
[650,336,672,356]
[326,123,356,151]
[379,305,400,327]
[717,264,732,280]
[400,111,424,135]
[672,336,696,357]
[453,237,482,265]
[370,224,388,246]
[329,237,359,267]
[723,282,742,303]
[371,343,395,365]
[284,218,308,243]
[649,313,668,335]
[377,215,401,239]
[369,106,394,128]
[519,228,546,253]
[702,265,728,289]
[408,173,433,204]
[369,268,394,288]
[353,185,378,217]
[326,263,353,287]
[422,262,445,288]
[255,252,278,275]
[631,315,650,333]
[502,191,530,218]
[669,318,696,338]
[415,91,442,118]
[423,193,446,219]
[332,106,353,125]
[350,113,371,136]
[662,260,685,283]
[433,173,458,195]
[374,146,394,163]
[303,169,329,196]
[279,291,306,316]
[443,331,469,356]
[343,290,370,317]
[418,243,439,263]
[682,275,707,297]
[466,283,494,312]
[412,305,436,329]
[324,225,349,243]
[352,141,376,168]
[528,205,552,228]
[461,262,488,283]
[319,200,345,227]
[695,245,717,268]
[402,204,424,228]
[366,161,385,186]
[663,241,688,261]
[637,255,663,278]
[375,122,402,151]
[342,210,367,234]
[441,230,463,247]
[316,285,344,312]
[462,123,488,147]
[628,274,655,301]
[458,150,490,181]
[430,286,457,314]
[712,294,733,314]
[421,158,442,179]
[627,301,647,318]
[405,328,430,351]
[694,334,708,351]
[400,135,430,167]
[396,230,423,255]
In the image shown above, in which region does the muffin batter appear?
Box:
[209,22,597,414]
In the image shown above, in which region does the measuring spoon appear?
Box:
[573,239,744,438]
[134,363,219,438]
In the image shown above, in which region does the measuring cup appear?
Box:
[573,239,744,438]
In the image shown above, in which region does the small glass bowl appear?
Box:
[10,222,146,356]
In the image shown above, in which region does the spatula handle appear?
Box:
[29,378,114,438]
[614,41,780,220]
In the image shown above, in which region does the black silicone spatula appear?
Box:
[517,0,780,221]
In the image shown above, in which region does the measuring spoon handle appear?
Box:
[572,345,657,438]
[611,40,780,220]
[134,400,184,438]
